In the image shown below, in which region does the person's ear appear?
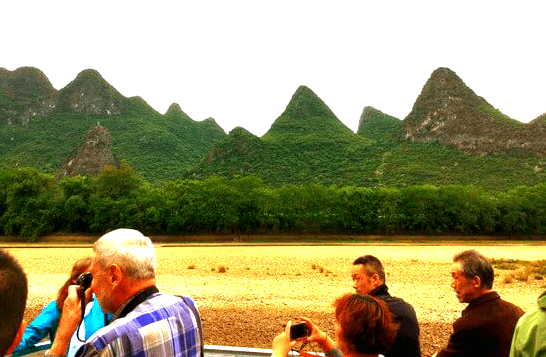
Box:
[109,264,124,286]
[471,275,482,289]
[371,273,382,287]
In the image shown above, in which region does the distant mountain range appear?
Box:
[0,66,544,190]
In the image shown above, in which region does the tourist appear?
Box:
[272,293,398,357]
[47,228,202,357]
[0,249,28,356]
[351,255,421,357]
[435,249,524,357]
[509,290,546,357]
[12,257,110,357]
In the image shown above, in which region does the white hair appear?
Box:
[93,228,156,279]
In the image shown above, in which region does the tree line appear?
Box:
[0,165,545,240]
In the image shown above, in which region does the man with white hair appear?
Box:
[47,229,202,357]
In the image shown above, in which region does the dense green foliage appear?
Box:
[1,80,544,190]
[3,70,544,241]
[190,88,545,190]
[193,126,545,190]
[357,107,403,141]
[0,98,226,182]
[1,167,545,240]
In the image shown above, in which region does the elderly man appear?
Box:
[436,250,524,357]
[351,255,421,357]
[0,249,28,356]
[47,229,202,357]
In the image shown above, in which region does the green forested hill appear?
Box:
[1,67,545,190]
[194,87,545,189]
[192,86,383,186]
[0,94,227,182]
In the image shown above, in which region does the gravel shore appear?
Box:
[8,243,546,357]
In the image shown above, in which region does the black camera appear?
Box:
[77,272,93,290]
[290,321,310,340]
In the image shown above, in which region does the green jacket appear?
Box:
[510,291,546,357]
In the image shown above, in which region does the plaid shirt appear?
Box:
[75,293,201,357]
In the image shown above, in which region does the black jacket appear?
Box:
[370,284,421,357]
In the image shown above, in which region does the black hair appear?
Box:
[353,255,385,282]
[0,249,28,356]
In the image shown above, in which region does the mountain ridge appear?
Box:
[403,67,545,154]
[263,85,354,142]
[0,66,545,189]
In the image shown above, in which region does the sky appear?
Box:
[3,0,545,136]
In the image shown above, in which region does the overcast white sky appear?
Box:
[3,0,545,136]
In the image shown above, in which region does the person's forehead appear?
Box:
[90,257,101,272]
[351,264,365,275]
[451,261,463,274]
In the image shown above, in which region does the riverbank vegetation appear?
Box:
[1,165,545,240]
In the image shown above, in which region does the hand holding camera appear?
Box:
[272,318,336,357]
[272,321,297,357]
[289,321,310,340]
[75,272,93,342]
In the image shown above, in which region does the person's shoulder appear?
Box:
[380,294,419,323]
[40,300,61,316]
[487,292,523,311]
[383,294,417,310]
[150,293,196,305]
[138,293,198,315]
[177,295,198,307]
[45,300,59,309]
[498,297,525,315]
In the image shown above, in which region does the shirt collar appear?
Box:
[113,285,159,320]
[370,283,389,297]
[467,291,499,307]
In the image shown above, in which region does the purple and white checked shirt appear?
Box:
[75,293,201,357]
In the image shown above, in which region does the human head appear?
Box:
[451,250,494,303]
[57,256,93,311]
[90,229,156,313]
[352,255,385,295]
[334,293,398,355]
[93,228,156,279]
[0,249,28,356]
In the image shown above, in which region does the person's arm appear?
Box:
[12,301,60,353]
[48,286,83,356]
[272,321,296,357]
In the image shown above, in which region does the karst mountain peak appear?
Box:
[263,85,353,141]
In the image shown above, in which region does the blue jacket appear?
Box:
[12,295,110,356]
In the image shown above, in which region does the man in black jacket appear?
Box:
[352,255,421,357]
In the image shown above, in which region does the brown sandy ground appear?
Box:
[6,244,546,357]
